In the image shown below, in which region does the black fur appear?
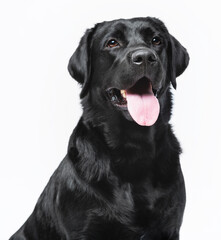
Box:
[10,17,189,240]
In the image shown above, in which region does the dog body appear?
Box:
[10,17,189,240]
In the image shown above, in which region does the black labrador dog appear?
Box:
[10,17,189,240]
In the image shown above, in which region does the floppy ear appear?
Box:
[68,28,95,98]
[168,35,189,89]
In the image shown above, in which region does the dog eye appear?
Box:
[152,37,161,45]
[106,39,119,48]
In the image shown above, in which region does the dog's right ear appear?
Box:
[68,28,95,98]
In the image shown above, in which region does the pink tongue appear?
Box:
[126,84,160,126]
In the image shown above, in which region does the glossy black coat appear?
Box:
[10,17,189,240]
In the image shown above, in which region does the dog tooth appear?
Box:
[112,96,117,101]
[120,90,126,99]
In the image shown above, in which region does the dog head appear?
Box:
[68,17,189,126]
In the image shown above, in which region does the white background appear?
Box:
[0,0,221,239]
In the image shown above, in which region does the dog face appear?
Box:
[68,17,189,126]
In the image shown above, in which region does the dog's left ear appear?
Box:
[68,28,95,98]
[168,35,189,89]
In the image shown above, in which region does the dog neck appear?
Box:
[67,88,178,183]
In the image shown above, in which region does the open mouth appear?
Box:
[106,77,160,126]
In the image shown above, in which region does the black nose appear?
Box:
[131,49,157,65]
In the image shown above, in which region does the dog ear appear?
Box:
[168,35,189,89]
[68,28,95,98]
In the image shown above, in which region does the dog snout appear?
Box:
[131,49,157,66]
